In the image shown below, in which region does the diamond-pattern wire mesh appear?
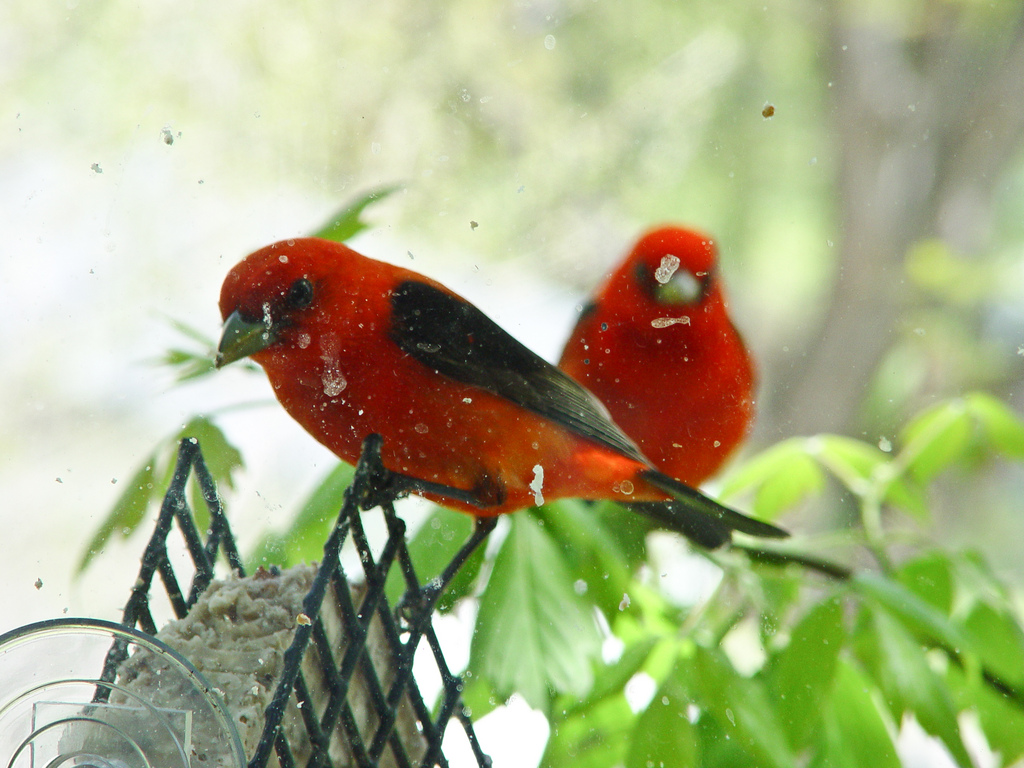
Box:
[101,436,492,768]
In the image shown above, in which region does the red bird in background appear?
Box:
[559,226,755,485]
[559,226,756,546]
[216,237,781,547]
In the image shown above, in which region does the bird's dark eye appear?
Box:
[286,277,314,309]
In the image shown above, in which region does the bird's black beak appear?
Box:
[215,310,277,368]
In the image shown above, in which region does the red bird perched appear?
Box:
[216,237,782,544]
[559,226,755,486]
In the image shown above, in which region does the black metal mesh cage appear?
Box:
[102,435,492,768]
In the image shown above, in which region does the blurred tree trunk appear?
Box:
[764,2,1024,438]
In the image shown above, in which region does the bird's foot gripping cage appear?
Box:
[0,435,492,768]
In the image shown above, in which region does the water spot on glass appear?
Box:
[655,254,680,284]
[322,369,346,397]
[530,464,545,506]
[651,317,691,328]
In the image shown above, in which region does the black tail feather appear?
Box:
[624,501,732,549]
[638,468,788,541]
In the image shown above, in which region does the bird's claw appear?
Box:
[396,578,444,630]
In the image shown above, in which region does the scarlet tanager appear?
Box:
[560,226,755,484]
[216,238,782,543]
[558,226,756,547]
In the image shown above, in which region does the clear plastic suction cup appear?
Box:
[0,618,246,768]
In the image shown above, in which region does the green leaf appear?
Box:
[966,391,1024,459]
[899,399,972,482]
[470,514,602,710]
[754,451,826,521]
[560,636,662,720]
[954,549,1016,607]
[248,462,353,568]
[531,501,643,621]
[719,438,806,500]
[625,665,696,768]
[946,663,1024,765]
[590,500,654,569]
[852,572,973,657]
[764,595,846,750]
[812,435,930,519]
[159,348,217,382]
[720,438,826,520]
[542,693,635,768]
[810,659,900,768]
[879,474,931,520]
[76,453,160,573]
[853,605,970,767]
[962,602,1024,691]
[155,316,224,383]
[895,552,954,615]
[310,185,402,242]
[815,434,890,482]
[684,647,795,768]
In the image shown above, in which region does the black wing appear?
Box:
[389,279,647,464]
